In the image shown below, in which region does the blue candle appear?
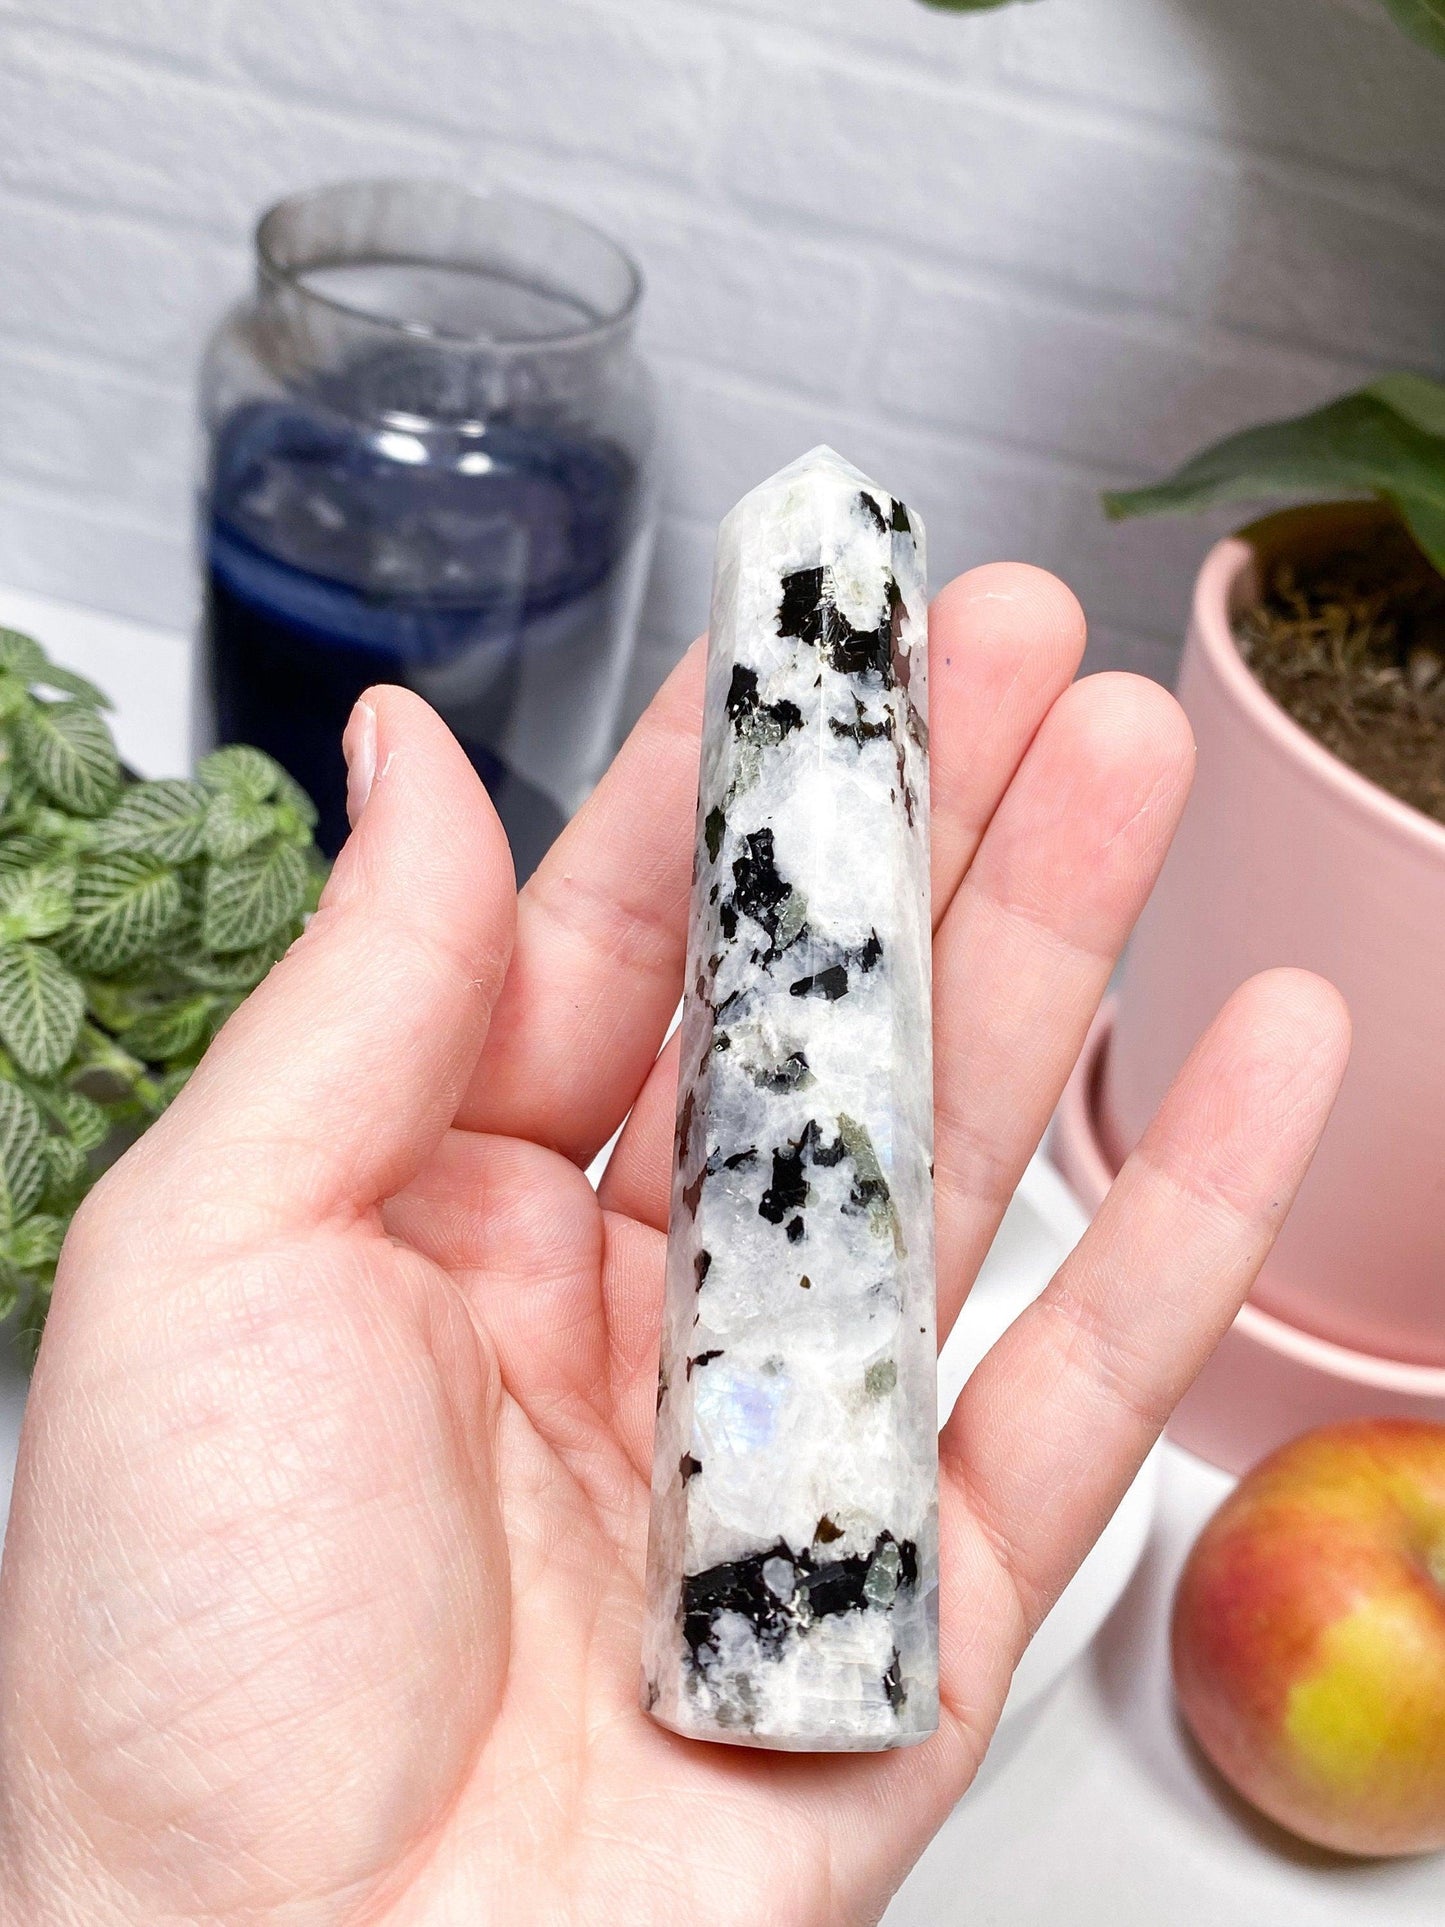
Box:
[200,183,656,875]
[206,394,644,871]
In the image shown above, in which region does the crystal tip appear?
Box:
[727,445,910,525]
[766,444,877,490]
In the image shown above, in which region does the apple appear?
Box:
[1172,1419,1445,1856]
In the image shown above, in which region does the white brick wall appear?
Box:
[0,0,1437,711]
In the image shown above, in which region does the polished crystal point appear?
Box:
[642,446,939,1751]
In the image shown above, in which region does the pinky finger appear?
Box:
[937,968,1350,1671]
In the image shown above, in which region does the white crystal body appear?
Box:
[643,447,938,1752]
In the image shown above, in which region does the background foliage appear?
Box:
[0,630,324,1351]
[920,0,1445,552]
[1105,376,1445,574]
[919,0,1445,51]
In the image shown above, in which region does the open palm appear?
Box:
[0,565,1348,1927]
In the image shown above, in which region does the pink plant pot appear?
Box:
[1053,1003,1445,1476]
[1103,503,1445,1371]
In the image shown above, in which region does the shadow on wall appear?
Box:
[1118,0,1445,668]
[877,0,1443,686]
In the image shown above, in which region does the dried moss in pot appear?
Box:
[0,628,326,1356]
[1235,523,1445,828]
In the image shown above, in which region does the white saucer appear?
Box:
[941,1154,1161,1729]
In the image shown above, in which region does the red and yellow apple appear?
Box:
[1172,1419,1445,1856]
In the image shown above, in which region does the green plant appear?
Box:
[919,0,1445,56]
[920,2,1445,560]
[1105,376,1445,576]
[1378,0,1445,60]
[0,628,324,1351]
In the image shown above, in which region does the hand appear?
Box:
[0,565,1348,1927]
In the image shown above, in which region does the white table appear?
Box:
[888,1446,1442,1924]
[5,585,1441,1923]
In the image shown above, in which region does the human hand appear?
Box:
[0,566,1348,1926]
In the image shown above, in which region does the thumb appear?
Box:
[118,686,516,1230]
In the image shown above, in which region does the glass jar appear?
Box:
[200,179,657,876]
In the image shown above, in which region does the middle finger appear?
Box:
[600,668,1193,1345]
[598,561,1088,1222]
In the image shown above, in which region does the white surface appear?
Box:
[939,1154,1159,1729]
[888,1444,1445,1925]
[0,582,190,777]
[0,1,1438,703]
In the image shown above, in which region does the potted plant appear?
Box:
[0,627,324,1355]
[920,0,1445,1466]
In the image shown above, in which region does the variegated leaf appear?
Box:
[0,944,85,1077]
[203,789,278,861]
[94,779,209,863]
[40,1085,109,1151]
[203,841,308,953]
[0,1078,46,1226]
[17,700,121,817]
[0,863,75,943]
[198,744,283,805]
[123,995,214,1063]
[0,631,45,679]
[60,855,185,974]
[2,1211,66,1268]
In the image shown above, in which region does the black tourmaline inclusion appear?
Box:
[726,664,804,742]
[857,490,889,535]
[729,830,790,933]
[680,1532,921,1666]
[759,1137,810,1225]
[778,563,898,685]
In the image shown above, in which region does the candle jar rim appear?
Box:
[253,177,645,360]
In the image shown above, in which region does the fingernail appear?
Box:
[344,699,377,826]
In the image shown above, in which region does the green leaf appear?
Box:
[122,995,214,1062]
[94,779,210,863]
[0,631,45,679]
[0,833,58,879]
[17,699,121,817]
[0,1079,46,1226]
[60,855,185,974]
[1377,0,1445,57]
[198,744,283,805]
[0,673,30,727]
[0,863,74,943]
[0,945,85,1077]
[1103,379,1445,576]
[83,978,146,1034]
[1371,371,1445,438]
[274,771,319,833]
[33,665,112,709]
[203,789,278,860]
[169,936,283,992]
[203,841,308,953]
[40,1134,86,1196]
[154,1066,194,1111]
[2,1212,66,1269]
[41,1086,109,1151]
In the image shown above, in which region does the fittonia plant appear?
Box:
[919,0,1445,570]
[0,628,324,1351]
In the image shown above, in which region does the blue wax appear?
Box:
[205,395,641,873]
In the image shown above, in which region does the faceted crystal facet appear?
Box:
[642,447,938,1752]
